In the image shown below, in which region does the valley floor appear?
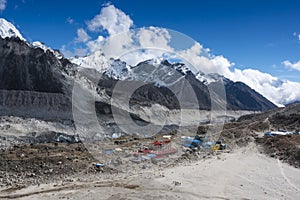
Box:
[1,144,299,200]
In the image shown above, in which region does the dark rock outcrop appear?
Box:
[0,37,73,120]
[0,37,66,93]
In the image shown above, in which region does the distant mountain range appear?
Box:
[95,58,276,111]
[0,18,277,122]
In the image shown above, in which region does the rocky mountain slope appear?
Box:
[0,37,75,120]
[0,37,67,93]
[0,21,75,120]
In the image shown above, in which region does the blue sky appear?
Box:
[1,0,300,105]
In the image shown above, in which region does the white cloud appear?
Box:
[227,69,285,106]
[282,60,300,71]
[177,42,233,75]
[86,26,173,65]
[75,5,173,65]
[86,35,105,52]
[76,28,91,43]
[87,4,133,35]
[120,49,171,66]
[0,0,6,12]
[74,48,88,57]
[94,31,134,59]
[137,27,172,50]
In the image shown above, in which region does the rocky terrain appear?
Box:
[220,103,300,168]
[0,143,97,188]
[256,135,300,168]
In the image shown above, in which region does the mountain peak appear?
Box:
[196,73,231,85]
[136,58,163,66]
[0,18,25,41]
[70,49,110,72]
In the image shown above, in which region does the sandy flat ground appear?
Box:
[1,145,299,200]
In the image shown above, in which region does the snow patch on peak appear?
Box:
[105,59,130,80]
[70,50,110,73]
[70,50,132,79]
[0,18,25,41]
[137,58,164,66]
[31,41,63,59]
[172,63,190,75]
[32,41,50,51]
[196,72,230,85]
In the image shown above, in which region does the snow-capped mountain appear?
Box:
[71,51,232,89]
[71,53,229,88]
[196,72,231,85]
[92,57,277,111]
[70,50,110,72]
[0,18,25,41]
[126,59,188,87]
[0,18,63,59]
[71,50,131,80]
[69,50,277,111]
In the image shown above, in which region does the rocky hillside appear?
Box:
[216,103,300,168]
[0,37,67,93]
[237,103,300,131]
[224,81,276,111]
[0,37,74,120]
